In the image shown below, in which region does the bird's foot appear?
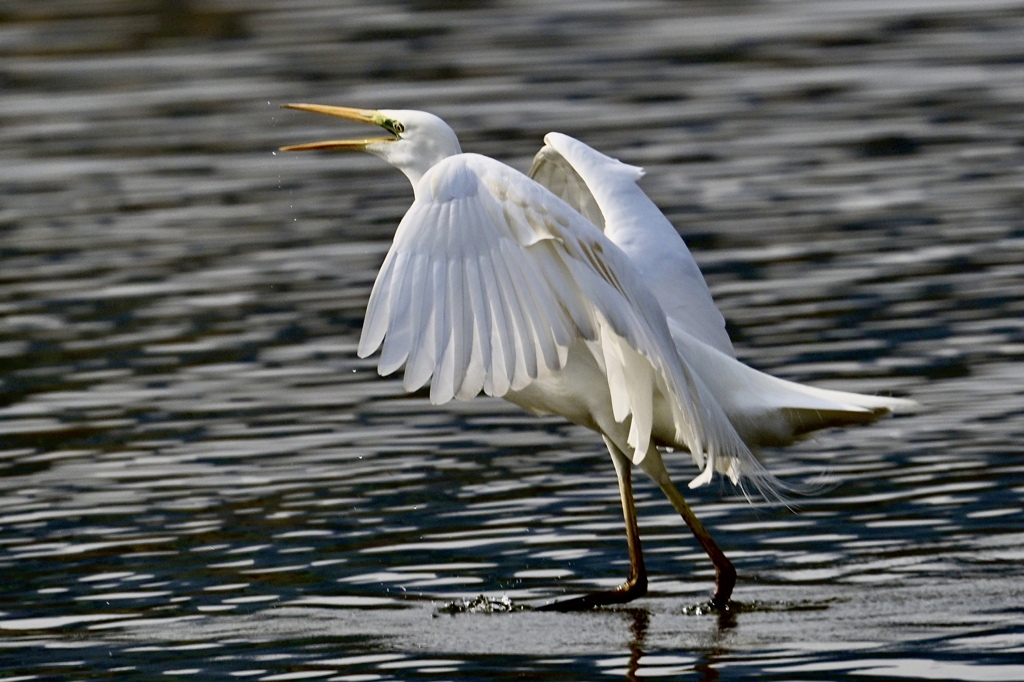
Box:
[537,576,647,612]
[712,559,737,608]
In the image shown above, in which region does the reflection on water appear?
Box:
[2,0,1024,680]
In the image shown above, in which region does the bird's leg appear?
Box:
[639,449,735,608]
[539,439,647,611]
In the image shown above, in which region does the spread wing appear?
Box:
[358,152,751,467]
[529,133,735,357]
[528,142,606,230]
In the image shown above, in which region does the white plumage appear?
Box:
[360,151,725,471]
[282,104,915,610]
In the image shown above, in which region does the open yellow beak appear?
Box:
[279,103,397,152]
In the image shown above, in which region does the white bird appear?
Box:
[281,104,915,610]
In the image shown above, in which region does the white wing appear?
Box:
[528,143,606,230]
[530,133,915,488]
[358,152,756,472]
[529,133,735,357]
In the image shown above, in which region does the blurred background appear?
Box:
[1,1,1023,680]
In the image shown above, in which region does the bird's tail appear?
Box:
[667,321,917,500]
[669,320,916,445]
[768,375,917,439]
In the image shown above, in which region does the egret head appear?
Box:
[280,104,462,186]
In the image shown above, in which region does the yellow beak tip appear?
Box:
[280,103,389,152]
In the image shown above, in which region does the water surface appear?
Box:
[2,1,1023,679]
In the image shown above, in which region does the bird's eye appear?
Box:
[391,121,405,134]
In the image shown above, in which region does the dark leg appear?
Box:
[539,439,647,611]
[639,449,735,608]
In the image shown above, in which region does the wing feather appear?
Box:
[624,348,654,456]
[528,144,605,229]
[486,237,531,389]
[530,133,736,358]
[458,256,488,400]
[505,211,574,373]
[429,256,452,402]
[377,251,413,376]
[399,255,432,391]
[476,250,512,396]
[600,331,630,423]
[358,153,761,481]
[358,252,394,359]
[499,237,552,381]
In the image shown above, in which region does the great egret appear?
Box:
[281,104,915,610]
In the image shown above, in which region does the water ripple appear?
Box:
[3,0,1024,679]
